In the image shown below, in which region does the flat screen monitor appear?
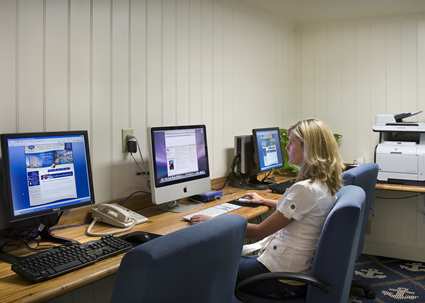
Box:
[149,125,210,208]
[253,127,284,172]
[0,131,94,223]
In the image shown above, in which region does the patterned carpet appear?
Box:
[351,255,425,303]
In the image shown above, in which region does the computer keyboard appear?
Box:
[268,180,296,194]
[183,203,241,221]
[12,235,133,282]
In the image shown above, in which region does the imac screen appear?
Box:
[151,125,209,188]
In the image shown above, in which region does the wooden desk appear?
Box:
[376,182,425,193]
[0,185,278,303]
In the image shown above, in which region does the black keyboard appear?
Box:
[12,235,133,282]
[268,180,296,194]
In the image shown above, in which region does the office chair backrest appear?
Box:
[342,163,378,258]
[111,214,247,303]
[306,185,365,303]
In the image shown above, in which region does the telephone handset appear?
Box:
[92,204,135,228]
[86,203,148,236]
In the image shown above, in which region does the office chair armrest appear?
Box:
[236,272,329,302]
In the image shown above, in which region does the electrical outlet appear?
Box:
[122,128,134,153]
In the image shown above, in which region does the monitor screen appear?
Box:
[0,131,94,222]
[253,127,284,172]
[150,125,210,188]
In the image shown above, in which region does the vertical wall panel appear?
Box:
[162,0,177,126]
[91,0,112,202]
[419,20,425,113]
[298,14,425,163]
[386,19,402,114]
[111,0,133,198]
[189,0,202,124]
[0,0,17,133]
[17,0,44,132]
[69,0,91,131]
[130,0,147,167]
[45,0,69,131]
[200,0,214,159]
[221,0,235,172]
[146,0,162,127]
[213,0,225,177]
[0,0,295,202]
[176,0,190,125]
[400,19,418,112]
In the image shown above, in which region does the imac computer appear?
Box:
[0,131,95,251]
[148,125,210,212]
[232,127,284,189]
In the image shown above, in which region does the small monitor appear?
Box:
[230,127,283,190]
[148,125,210,210]
[253,127,284,172]
[0,131,94,224]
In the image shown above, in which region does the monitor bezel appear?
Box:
[0,130,95,222]
[150,124,210,188]
[252,127,284,172]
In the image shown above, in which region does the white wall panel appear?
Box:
[17,0,44,132]
[129,0,147,168]
[297,15,425,163]
[0,0,294,202]
[0,0,16,133]
[146,0,162,127]
[45,0,69,131]
[69,0,91,132]
[91,0,112,202]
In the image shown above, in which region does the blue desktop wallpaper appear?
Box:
[256,131,284,171]
[7,135,92,216]
[153,128,208,186]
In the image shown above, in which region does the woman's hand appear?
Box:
[242,192,278,208]
[242,192,266,204]
[189,214,211,224]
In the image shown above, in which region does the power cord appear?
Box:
[127,136,148,176]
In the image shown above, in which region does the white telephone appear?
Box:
[86,203,148,236]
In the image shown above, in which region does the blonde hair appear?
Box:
[288,119,344,195]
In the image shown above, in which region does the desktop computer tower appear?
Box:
[234,135,256,175]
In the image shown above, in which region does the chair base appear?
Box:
[351,281,376,299]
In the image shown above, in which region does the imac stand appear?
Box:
[158,200,202,213]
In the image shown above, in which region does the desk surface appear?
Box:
[0,184,279,303]
[375,182,425,193]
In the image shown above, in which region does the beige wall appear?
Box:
[0,0,297,203]
[296,14,425,163]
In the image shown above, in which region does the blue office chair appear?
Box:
[235,185,366,303]
[111,214,247,303]
[342,163,379,299]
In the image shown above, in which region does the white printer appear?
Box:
[373,111,425,183]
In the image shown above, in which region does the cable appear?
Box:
[130,152,145,173]
[85,218,136,237]
[118,190,150,204]
[136,141,146,169]
[260,171,272,182]
[216,155,240,190]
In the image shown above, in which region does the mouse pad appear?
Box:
[229,200,260,208]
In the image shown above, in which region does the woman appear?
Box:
[190,119,344,298]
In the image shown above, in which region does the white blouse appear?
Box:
[257,179,336,273]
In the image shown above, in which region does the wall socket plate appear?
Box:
[122,128,134,153]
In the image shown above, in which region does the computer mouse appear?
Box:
[123,231,153,246]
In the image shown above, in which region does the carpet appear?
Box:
[351,255,425,303]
